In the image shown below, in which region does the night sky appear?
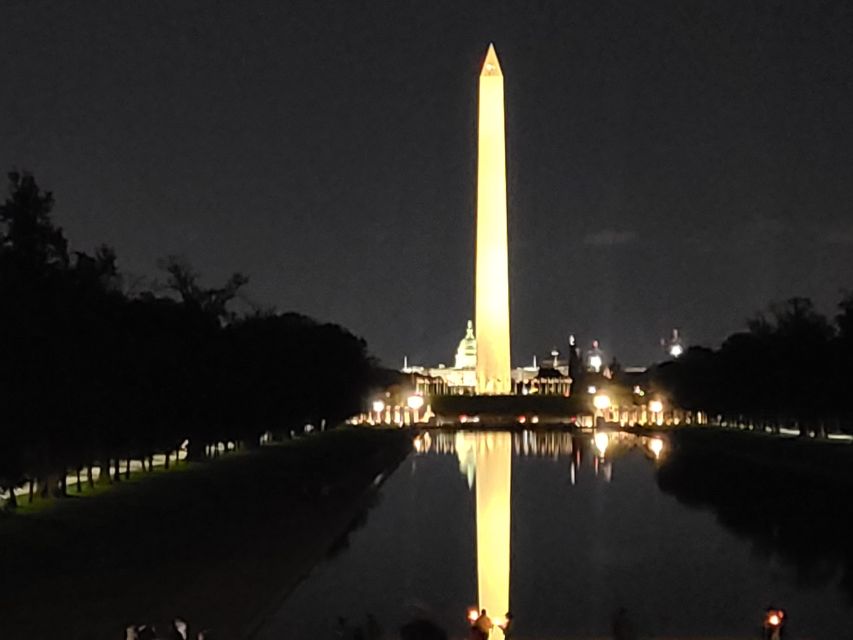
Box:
[3,1,852,367]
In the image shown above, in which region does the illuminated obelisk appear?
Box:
[475,43,512,394]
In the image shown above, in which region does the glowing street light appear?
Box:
[407,394,425,423]
[648,399,664,426]
[669,343,684,358]
[649,438,664,459]
[372,399,385,423]
[593,394,611,411]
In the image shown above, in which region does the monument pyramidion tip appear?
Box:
[481,43,503,77]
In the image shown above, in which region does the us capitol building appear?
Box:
[402,320,571,397]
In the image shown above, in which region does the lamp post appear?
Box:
[593,393,611,425]
[648,399,663,426]
[372,400,385,425]
[407,394,425,423]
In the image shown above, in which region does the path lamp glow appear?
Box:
[593,393,611,423]
[593,394,611,411]
[372,399,385,424]
[407,394,425,423]
[649,399,663,425]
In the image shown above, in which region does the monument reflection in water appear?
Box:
[456,432,512,630]
[445,429,666,633]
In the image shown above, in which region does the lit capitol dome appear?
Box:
[454,320,477,369]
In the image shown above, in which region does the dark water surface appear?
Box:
[254,430,852,639]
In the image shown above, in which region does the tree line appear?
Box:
[0,171,375,509]
[651,295,853,434]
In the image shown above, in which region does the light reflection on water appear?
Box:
[430,430,666,634]
[457,432,512,629]
[254,429,852,639]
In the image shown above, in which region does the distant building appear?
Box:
[403,320,570,396]
[586,340,604,373]
[403,320,477,394]
[454,320,477,369]
[662,328,685,358]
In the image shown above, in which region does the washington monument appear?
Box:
[475,43,512,394]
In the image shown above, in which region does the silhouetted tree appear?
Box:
[652,296,850,434]
[159,255,248,323]
[0,171,378,508]
[0,170,68,271]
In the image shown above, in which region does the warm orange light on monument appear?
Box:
[475,43,512,394]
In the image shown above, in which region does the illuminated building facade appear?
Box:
[402,321,478,394]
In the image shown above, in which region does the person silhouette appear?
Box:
[499,612,513,639]
[473,610,493,639]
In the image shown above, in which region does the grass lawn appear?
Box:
[0,427,411,640]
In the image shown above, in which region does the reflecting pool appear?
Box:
[254,430,853,639]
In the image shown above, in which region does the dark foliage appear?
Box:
[0,172,374,506]
[650,295,853,434]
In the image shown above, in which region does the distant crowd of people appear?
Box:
[124,606,640,639]
[125,618,211,640]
